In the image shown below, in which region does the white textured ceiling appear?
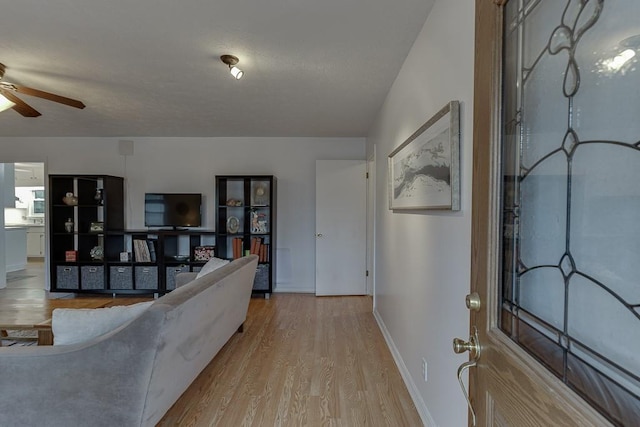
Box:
[0,0,433,138]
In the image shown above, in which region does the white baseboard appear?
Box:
[6,262,27,273]
[273,286,315,294]
[373,309,437,427]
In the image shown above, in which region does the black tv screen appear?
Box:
[144,193,202,228]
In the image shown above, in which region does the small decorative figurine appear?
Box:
[62,192,78,206]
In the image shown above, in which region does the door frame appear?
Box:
[366,146,376,297]
[469,0,611,425]
[1,160,49,290]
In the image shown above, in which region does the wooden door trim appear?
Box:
[470,0,503,423]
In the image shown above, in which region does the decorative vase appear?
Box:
[62,192,78,206]
[64,218,74,233]
[94,189,103,205]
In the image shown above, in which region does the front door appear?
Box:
[464,0,639,425]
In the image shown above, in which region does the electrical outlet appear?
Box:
[422,358,428,382]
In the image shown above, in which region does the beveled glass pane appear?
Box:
[519,153,567,267]
[567,353,640,427]
[522,0,566,67]
[519,268,565,330]
[573,2,640,144]
[567,274,639,378]
[518,318,564,377]
[571,144,640,303]
[521,53,568,170]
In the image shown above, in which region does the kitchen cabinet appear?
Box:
[27,226,46,257]
[5,226,27,271]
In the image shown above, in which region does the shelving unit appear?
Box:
[216,175,276,298]
[105,229,216,292]
[49,174,273,296]
[49,175,125,293]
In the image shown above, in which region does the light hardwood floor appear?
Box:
[159,294,422,426]
[2,266,421,425]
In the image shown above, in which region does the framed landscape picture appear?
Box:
[388,100,460,210]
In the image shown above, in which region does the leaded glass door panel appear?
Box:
[468,0,638,425]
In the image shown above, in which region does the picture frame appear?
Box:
[89,221,104,232]
[388,100,460,210]
[193,245,215,261]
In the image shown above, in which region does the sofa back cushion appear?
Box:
[140,255,258,425]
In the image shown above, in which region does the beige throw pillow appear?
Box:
[195,257,230,279]
[52,301,154,345]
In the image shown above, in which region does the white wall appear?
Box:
[366,1,475,426]
[0,164,6,288]
[0,137,365,293]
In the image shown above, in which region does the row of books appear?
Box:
[250,237,270,262]
[230,237,269,262]
[231,238,244,259]
[133,239,157,262]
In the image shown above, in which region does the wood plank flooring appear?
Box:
[2,264,421,425]
[159,294,422,426]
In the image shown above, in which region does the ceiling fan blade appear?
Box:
[1,89,41,117]
[12,85,85,109]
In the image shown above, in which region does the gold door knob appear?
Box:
[465,292,481,311]
[453,336,480,358]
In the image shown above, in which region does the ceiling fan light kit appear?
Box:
[221,54,244,80]
[0,62,86,117]
[0,93,15,113]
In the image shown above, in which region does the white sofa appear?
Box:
[0,255,258,427]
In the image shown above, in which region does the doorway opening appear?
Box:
[3,162,47,291]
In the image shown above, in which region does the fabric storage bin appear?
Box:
[81,266,105,290]
[135,266,158,290]
[109,266,133,290]
[192,266,203,273]
[165,265,189,291]
[253,264,269,290]
[56,266,79,290]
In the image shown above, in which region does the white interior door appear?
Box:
[315,160,366,296]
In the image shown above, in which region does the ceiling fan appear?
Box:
[0,63,85,117]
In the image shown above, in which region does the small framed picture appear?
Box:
[89,222,104,232]
[194,245,215,261]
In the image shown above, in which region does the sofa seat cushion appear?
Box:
[195,257,230,279]
[52,301,154,345]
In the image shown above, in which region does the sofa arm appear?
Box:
[0,307,163,427]
[175,272,198,288]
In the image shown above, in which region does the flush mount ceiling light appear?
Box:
[220,55,244,80]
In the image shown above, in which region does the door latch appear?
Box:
[453,326,481,426]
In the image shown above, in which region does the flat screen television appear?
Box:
[144,193,202,228]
